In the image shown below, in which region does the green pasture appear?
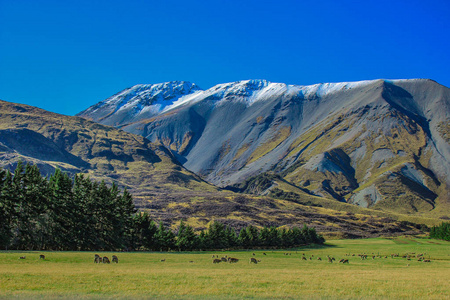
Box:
[0,237,449,299]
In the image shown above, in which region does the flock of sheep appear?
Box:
[94,254,118,263]
[207,251,433,265]
[17,251,432,266]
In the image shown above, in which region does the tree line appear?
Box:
[429,222,450,241]
[0,162,324,251]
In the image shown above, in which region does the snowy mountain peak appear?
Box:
[111,81,201,106]
[77,81,203,125]
[297,80,376,98]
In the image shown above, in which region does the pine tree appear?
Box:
[132,212,157,250]
[238,227,251,248]
[225,226,238,248]
[245,225,259,248]
[0,169,12,249]
[48,168,74,250]
[154,221,175,251]
[176,220,197,251]
[258,226,270,247]
[207,221,228,249]
[72,174,98,250]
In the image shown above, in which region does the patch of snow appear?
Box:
[162,90,204,112]
[299,80,374,98]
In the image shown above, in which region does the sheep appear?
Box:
[94,254,101,263]
[102,257,110,264]
[250,258,258,264]
[112,255,118,263]
[39,255,45,260]
[228,257,239,263]
[213,259,222,264]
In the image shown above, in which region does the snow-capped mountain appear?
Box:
[79,81,202,127]
[78,79,450,216]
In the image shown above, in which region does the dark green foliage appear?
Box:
[176,220,197,251]
[0,162,139,251]
[0,162,325,251]
[430,222,450,241]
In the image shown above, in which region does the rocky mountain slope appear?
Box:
[78,79,450,218]
[1,99,434,238]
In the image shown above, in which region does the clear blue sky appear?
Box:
[0,0,449,116]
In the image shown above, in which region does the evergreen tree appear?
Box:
[267,226,280,247]
[176,220,197,251]
[132,212,157,250]
[238,227,251,248]
[245,225,259,248]
[225,226,238,248]
[207,221,228,249]
[154,221,175,251]
[72,174,98,250]
[0,169,12,249]
[430,222,450,241]
[48,168,74,250]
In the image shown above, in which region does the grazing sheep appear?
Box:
[423,259,431,263]
[263,253,266,256]
[94,255,101,263]
[103,257,110,264]
[39,255,45,260]
[342,259,349,264]
[250,258,258,264]
[317,257,322,261]
[327,256,333,263]
[228,257,239,263]
[221,257,228,262]
[213,259,222,264]
[19,256,26,260]
[160,259,166,262]
[302,256,307,261]
[339,259,345,263]
[189,261,194,263]
[112,255,118,263]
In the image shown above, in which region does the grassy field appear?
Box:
[0,237,449,299]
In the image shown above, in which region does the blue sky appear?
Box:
[0,0,449,116]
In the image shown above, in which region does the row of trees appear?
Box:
[429,222,450,241]
[134,217,325,251]
[0,162,324,251]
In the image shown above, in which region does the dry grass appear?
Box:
[0,237,448,299]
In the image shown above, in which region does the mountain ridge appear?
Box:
[0,97,442,237]
[78,78,450,218]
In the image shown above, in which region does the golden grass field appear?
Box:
[0,237,449,299]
